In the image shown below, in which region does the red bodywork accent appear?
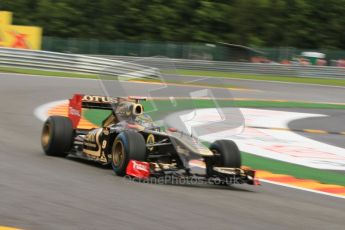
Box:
[68,94,83,129]
[251,170,261,186]
[126,160,150,179]
[251,170,261,185]
[127,123,140,129]
[254,178,261,186]
[168,127,177,132]
[244,169,261,185]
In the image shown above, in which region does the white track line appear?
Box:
[0,72,97,81]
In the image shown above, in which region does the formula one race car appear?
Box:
[41,94,258,185]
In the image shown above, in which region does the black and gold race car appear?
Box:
[41,94,258,185]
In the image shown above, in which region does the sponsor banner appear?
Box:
[0,11,42,49]
[0,25,42,50]
[0,11,12,25]
[176,108,345,170]
[0,27,4,46]
[0,11,12,46]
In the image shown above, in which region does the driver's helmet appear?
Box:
[135,113,154,128]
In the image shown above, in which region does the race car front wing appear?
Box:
[125,160,260,186]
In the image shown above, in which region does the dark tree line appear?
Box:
[1,0,345,49]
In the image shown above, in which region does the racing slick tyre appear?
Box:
[206,140,241,176]
[41,116,74,157]
[111,131,147,176]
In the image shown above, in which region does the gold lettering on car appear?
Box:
[99,152,107,163]
[102,140,107,149]
[82,95,117,103]
[83,128,102,156]
[147,134,155,151]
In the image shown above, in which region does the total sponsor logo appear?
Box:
[126,160,150,178]
[132,160,150,172]
[7,31,29,49]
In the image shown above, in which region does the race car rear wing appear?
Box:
[68,94,117,128]
[81,95,118,110]
[68,94,146,128]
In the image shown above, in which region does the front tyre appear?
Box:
[111,131,147,176]
[206,140,241,176]
[41,116,74,157]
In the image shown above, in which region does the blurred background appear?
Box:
[1,0,345,66]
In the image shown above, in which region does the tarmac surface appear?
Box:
[286,108,345,149]
[164,74,345,103]
[1,73,345,230]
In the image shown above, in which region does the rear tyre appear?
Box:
[41,116,74,157]
[206,140,241,176]
[111,131,147,176]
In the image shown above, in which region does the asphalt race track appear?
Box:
[164,74,345,103]
[287,109,345,149]
[1,74,345,230]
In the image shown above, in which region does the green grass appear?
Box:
[142,99,345,121]
[0,66,239,88]
[0,66,98,79]
[175,69,345,87]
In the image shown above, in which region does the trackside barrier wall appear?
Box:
[102,56,345,79]
[0,47,157,78]
[0,48,344,79]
